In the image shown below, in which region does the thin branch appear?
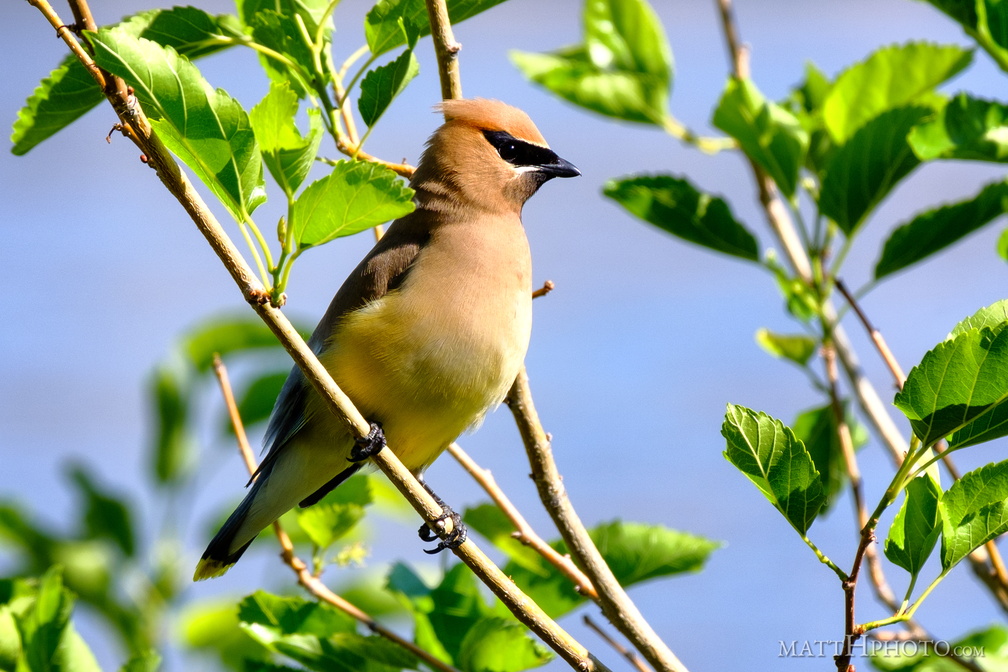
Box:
[424,0,462,99]
[532,280,555,299]
[506,370,688,672]
[324,144,415,177]
[211,356,462,672]
[583,616,653,672]
[835,280,906,385]
[26,7,611,668]
[447,443,598,600]
[29,0,106,88]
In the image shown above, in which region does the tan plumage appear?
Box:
[194,99,579,580]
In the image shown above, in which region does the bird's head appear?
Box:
[412,98,580,213]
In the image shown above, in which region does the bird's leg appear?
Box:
[349,422,386,462]
[416,474,467,554]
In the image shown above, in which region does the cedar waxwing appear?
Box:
[194,99,579,580]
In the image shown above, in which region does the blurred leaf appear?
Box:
[292,161,415,249]
[502,521,717,619]
[365,0,507,56]
[870,623,1008,670]
[713,78,808,197]
[181,598,271,669]
[1000,228,1008,261]
[149,360,193,485]
[69,465,136,558]
[511,0,672,125]
[463,504,544,573]
[181,315,285,372]
[822,42,972,142]
[766,255,819,322]
[238,591,356,638]
[359,23,420,127]
[722,404,825,534]
[603,174,759,261]
[792,404,867,511]
[950,299,1008,337]
[909,93,1008,162]
[457,617,552,672]
[787,62,835,173]
[11,6,241,155]
[940,460,1008,570]
[296,503,366,549]
[916,0,1008,72]
[875,180,1008,279]
[120,651,162,672]
[755,329,817,366]
[230,370,290,432]
[895,322,1008,448]
[819,105,933,236]
[88,29,266,222]
[0,605,20,671]
[884,475,942,579]
[250,82,323,195]
[17,568,102,672]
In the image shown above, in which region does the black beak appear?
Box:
[538,155,581,178]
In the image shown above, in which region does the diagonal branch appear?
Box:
[506,370,689,672]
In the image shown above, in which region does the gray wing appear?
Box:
[250,215,431,483]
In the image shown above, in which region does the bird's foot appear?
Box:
[349,422,386,462]
[416,479,467,554]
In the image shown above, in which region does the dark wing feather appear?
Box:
[250,215,431,485]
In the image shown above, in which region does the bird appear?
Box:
[194,98,580,580]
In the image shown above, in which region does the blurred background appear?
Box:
[3,0,1008,669]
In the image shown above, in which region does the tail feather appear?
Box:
[193,481,262,581]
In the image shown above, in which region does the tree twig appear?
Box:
[835,280,906,385]
[506,370,688,672]
[532,280,555,299]
[583,616,652,672]
[424,0,462,99]
[447,443,598,599]
[210,356,462,672]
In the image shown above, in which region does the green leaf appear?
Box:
[876,180,1008,279]
[181,315,285,372]
[230,370,290,431]
[87,28,267,222]
[501,521,717,619]
[754,329,817,366]
[511,0,672,125]
[895,324,1008,448]
[884,475,942,579]
[292,160,415,249]
[712,78,808,197]
[787,61,835,175]
[18,568,102,672]
[365,0,507,56]
[819,105,933,236]
[868,623,1008,671]
[950,299,1008,337]
[246,9,320,97]
[463,504,544,574]
[457,618,552,672]
[11,6,241,155]
[909,93,1008,162]
[238,591,356,637]
[792,404,867,511]
[250,82,323,195]
[822,42,972,142]
[603,174,759,261]
[358,35,420,127]
[1000,228,1008,262]
[940,460,1008,570]
[149,360,193,485]
[295,503,366,549]
[239,0,333,37]
[120,651,162,672]
[69,465,136,557]
[722,404,825,534]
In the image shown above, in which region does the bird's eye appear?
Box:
[498,142,520,162]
